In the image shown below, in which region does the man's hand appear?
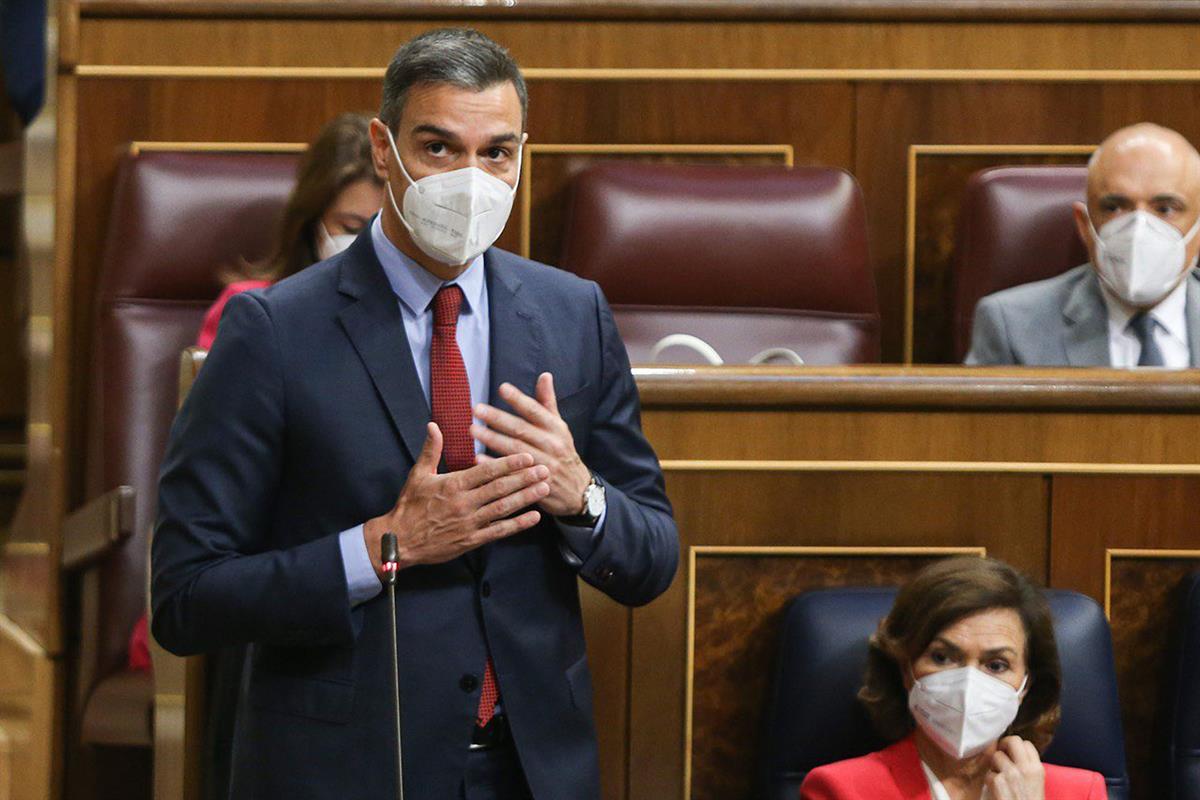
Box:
[985,736,1046,800]
[362,422,550,579]
[471,373,591,517]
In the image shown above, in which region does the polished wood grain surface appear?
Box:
[72,0,1200,21]
[72,19,1200,72]
[636,366,1200,409]
[0,617,61,800]
[1107,555,1200,800]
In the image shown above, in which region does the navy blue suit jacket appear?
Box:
[151,232,679,799]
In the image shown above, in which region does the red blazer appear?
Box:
[800,735,1108,800]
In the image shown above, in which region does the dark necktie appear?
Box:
[429,285,500,727]
[1129,312,1165,367]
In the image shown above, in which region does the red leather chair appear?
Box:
[559,163,880,365]
[951,166,1090,362]
[73,149,298,793]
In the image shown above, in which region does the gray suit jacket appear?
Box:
[965,263,1200,366]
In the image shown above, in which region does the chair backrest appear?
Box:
[951,166,1090,361]
[758,586,1129,800]
[84,150,299,695]
[1170,572,1200,800]
[559,162,880,365]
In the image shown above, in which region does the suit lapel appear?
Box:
[485,250,545,409]
[1062,266,1112,366]
[336,235,430,465]
[1186,273,1200,367]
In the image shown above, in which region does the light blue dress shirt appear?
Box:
[337,217,603,607]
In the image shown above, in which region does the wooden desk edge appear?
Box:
[633,366,1200,410]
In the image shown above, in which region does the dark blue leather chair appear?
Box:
[1170,572,1200,800]
[758,587,1129,800]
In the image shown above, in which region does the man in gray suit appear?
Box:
[967,123,1200,367]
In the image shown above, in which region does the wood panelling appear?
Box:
[0,618,61,800]
[1050,479,1200,800]
[66,1,1200,23]
[1107,553,1200,800]
[909,148,1092,363]
[688,550,979,800]
[642,407,1200,465]
[75,19,1200,71]
[623,468,1046,800]
[580,583,632,800]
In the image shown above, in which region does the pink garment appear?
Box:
[195,279,271,350]
[127,278,272,672]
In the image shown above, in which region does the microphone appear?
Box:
[382,532,404,800]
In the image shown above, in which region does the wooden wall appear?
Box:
[4,4,1200,800]
[633,368,1200,800]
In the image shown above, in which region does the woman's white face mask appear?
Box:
[1089,208,1200,308]
[383,126,522,266]
[316,221,357,261]
[908,666,1028,760]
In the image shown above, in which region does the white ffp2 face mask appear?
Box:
[1090,209,1200,307]
[317,221,357,261]
[908,666,1027,760]
[384,126,521,266]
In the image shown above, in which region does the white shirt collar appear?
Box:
[1099,270,1190,345]
[921,760,990,800]
[369,214,486,317]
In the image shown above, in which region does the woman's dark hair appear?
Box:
[243,112,381,283]
[858,557,1063,751]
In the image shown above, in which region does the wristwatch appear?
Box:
[558,473,605,528]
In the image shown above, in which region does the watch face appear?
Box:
[584,482,605,517]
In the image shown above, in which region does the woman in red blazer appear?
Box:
[800,558,1107,800]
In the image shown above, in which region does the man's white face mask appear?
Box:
[1089,208,1200,308]
[384,126,522,266]
[908,666,1027,760]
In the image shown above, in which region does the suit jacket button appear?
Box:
[597,566,614,583]
[460,674,479,693]
[480,581,491,598]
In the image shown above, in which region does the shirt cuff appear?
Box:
[338,524,383,607]
[555,508,607,568]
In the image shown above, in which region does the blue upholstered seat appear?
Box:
[758,587,1129,800]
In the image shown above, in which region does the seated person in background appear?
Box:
[125,110,385,800]
[196,111,386,348]
[800,557,1107,800]
[967,122,1200,367]
[128,113,384,668]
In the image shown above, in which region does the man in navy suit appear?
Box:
[151,29,679,800]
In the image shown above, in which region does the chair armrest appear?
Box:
[61,485,135,571]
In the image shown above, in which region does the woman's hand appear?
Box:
[985,736,1045,800]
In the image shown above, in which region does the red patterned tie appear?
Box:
[429,285,500,727]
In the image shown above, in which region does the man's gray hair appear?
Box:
[379,29,528,131]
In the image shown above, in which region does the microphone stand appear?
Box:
[382,533,404,800]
